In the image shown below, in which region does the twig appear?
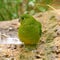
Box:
[47,4,60,15]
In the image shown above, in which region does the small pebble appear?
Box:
[35,55,41,59]
[8,27,14,31]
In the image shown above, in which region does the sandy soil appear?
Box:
[0,9,60,60]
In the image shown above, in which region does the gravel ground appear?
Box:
[0,10,60,60]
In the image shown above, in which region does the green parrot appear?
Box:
[18,14,42,50]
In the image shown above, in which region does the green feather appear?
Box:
[18,14,42,50]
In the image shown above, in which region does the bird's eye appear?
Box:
[21,17,24,20]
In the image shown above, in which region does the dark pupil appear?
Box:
[21,17,24,20]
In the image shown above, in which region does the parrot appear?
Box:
[18,14,42,51]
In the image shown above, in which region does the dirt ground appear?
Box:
[0,9,60,60]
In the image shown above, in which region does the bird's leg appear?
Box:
[19,44,37,60]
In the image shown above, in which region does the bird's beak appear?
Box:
[18,18,20,22]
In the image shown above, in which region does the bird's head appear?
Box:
[19,14,33,24]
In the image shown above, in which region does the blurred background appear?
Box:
[0,0,60,21]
